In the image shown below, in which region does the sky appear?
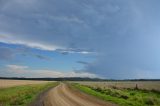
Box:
[0,0,160,79]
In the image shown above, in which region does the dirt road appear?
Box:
[32,83,117,106]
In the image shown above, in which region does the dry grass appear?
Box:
[0,79,53,88]
[73,81,160,91]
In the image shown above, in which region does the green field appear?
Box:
[0,82,58,106]
[73,81,160,91]
[73,83,160,106]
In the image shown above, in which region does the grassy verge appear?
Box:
[0,82,59,106]
[73,83,160,106]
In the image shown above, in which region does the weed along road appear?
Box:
[32,83,116,106]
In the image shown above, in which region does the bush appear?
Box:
[120,95,129,99]
[130,92,135,96]
[144,97,155,105]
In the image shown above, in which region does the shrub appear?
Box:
[144,97,156,105]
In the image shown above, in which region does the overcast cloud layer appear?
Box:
[0,0,160,79]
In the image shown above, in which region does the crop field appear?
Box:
[0,81,58,106]
[72,81,160,106]
[0,79,53,88]
[0,80,160,106]
[73,81,160,91]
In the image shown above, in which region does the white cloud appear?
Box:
[0,35,92,54]
[29,70,97,78]
[6,64,28,70]
[4,64,97,78]
[56,48,93,55]
[0,35,61,51]
[6,64,28,73]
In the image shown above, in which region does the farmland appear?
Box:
[0,80,58,106]
[0,80,160,106]
[72,81,160,106]
[73,81,160,91]
[0,79,53,88]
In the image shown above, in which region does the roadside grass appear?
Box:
[73,83,160,106]
[0,82,59,106]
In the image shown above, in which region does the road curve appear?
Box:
[32,83,117,106]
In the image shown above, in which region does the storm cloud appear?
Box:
[0,47,14,60]
[0,0,160,78]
